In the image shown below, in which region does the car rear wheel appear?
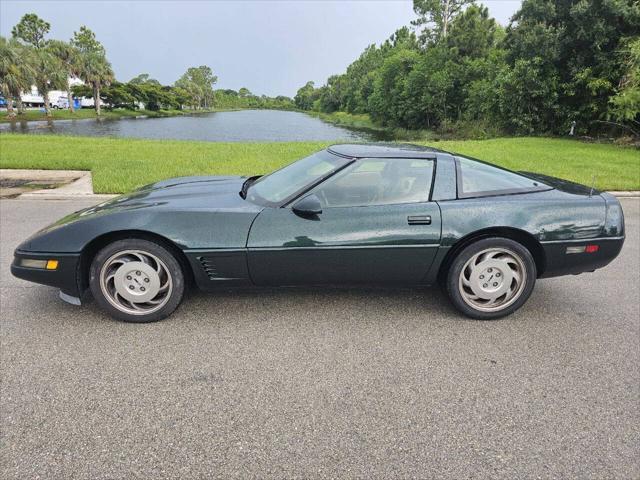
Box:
[446,237,536,320]
[89,239,185,323]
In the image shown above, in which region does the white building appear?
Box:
[19,77,97,108]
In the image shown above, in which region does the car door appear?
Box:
[246,157,442,286]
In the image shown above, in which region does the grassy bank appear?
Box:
[310,111,383,131]
[0,108,219,124]
[311,111,429,140]
[0,134,637,193]
[312,110,502,141]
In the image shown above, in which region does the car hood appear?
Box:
[36,175,261,235]
[95,175,256,211]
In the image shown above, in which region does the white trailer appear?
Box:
[18,77,98,109]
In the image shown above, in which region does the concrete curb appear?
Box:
[608,191,640,198]
[0,169,101,199]
[0,169,118,200]
[19,172,94,198]
[14,194,119,200]
[0,169,88,182]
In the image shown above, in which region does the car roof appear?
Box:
[327,143,446,159]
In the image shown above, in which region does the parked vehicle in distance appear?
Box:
[12,144,625,323]
[54,96,67,109]
[54,96,82,110]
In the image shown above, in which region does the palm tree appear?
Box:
[0,37,35,117]
[0,37,20,117]
[76,50,113,115]
[48,40,80,112]
[10,14,66,117]
[71,26,113,116]
[32,46,67,116]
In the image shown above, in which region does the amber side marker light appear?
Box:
[19,259,59,270]
[566,245,599,254]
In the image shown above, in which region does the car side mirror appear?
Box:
[292,194,322,217]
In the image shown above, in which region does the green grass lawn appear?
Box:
[436,137,639,191]
[0,134,637,193]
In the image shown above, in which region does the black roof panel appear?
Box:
[328,143,446,159]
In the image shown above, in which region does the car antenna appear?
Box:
[589,175,596,198]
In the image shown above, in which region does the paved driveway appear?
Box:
[1,198,638,479]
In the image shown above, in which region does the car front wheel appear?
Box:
[89,239,185,323]
[446,237,536,320]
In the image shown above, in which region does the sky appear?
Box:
[1,0,522,97]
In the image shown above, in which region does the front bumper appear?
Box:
[539,236,625,278]
[11,250,82,297]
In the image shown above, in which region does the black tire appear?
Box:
[445,237,536,320]
[89,239,185,323]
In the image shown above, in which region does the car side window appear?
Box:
[457,156,542,197]
[312,158,434,208]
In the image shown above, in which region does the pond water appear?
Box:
[0,109,390,142]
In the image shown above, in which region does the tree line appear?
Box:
[0,13,294,117]
[295,0,639,137]
[1,14,114,116]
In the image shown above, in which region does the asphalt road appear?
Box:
[1,198,638,479]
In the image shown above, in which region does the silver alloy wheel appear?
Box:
[99,249,173,315]
[458,247,527,312]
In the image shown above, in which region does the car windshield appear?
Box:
[246,150,351,206]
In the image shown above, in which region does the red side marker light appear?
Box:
[566,245,600,254]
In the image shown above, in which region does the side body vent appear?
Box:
[190,251,250,287]
[197,256,219,280]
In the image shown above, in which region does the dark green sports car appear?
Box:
[12,144,625,322]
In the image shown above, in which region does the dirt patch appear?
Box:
[0,169,102,198]
[0,179,30,189]
[0,177,73,199]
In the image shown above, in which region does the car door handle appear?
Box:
[407,215,431,225]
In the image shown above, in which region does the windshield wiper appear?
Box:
[239,175,260,199]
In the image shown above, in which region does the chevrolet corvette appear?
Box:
[12,144,625,322]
